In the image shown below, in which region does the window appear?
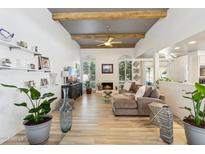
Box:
[119,59,132,83]
[82,60,96,89]
[145,67,153,85]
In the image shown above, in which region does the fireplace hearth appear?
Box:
[101,82,113,90]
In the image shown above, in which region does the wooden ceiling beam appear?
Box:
[72,33,145,40]
[52,10,167,21]
[80,44,136,49]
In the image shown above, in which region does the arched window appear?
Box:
[82,56,96,89]
[118,55,132,84]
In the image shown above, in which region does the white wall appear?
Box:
[135,9,205,57]
[0,9,80,143]
[81,48,135,88]
[167,55,188,82]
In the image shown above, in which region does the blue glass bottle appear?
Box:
[60,87,72,133]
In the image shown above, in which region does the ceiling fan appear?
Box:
[96,26,122,47]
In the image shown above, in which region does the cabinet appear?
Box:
[61,83,83,100]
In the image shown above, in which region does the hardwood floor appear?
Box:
[4,93,186,145]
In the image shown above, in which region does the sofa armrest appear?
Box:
[136,97,165,115]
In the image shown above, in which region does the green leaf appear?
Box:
[48,97,57,104]
[179,106,192,112]
[24,114,34,121]
[14,102,27,107]
[1,84,17,88]
[30,87,41,100]
[192,92,203,103]
[41,93,54,99]
[183,96,192,100]
[40,100,51,114]
[19,88,29,94]
[29,107,40,113]
[195,83,205,95]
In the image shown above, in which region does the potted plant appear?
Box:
[1,84,57,144]
[84,81,92,94]
[181,82,205,144]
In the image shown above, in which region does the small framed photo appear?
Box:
[102,64,113,74]
[39,56,50,70]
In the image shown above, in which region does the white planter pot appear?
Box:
[24,115,52,145]
[183,121,205,145]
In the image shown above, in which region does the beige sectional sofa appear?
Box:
[112,83,165,116]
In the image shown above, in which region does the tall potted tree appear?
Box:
[182,83,205,144]
[1,84,57,144]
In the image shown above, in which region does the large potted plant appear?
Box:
[1,84,57,144]
[84,81,92,94]
[182,82,205,144]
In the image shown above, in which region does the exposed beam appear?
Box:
[52,10,167,21]
[72,33,145,40]
[80,44,136,49]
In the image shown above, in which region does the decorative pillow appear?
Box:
[135,85,146,101]
[132,84,141,93]
[123,82,132,91]
[150,89,160,98]
[144,86,153,97]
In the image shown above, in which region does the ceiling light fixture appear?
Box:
[188,41,197,44]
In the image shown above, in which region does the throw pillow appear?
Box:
[144,86,153,97]
[129,82,135,91]
[123,82,132,91]
[135,85,146,101]
[150,89,160,98]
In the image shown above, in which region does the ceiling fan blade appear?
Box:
[95,40,105,43]
[108,37,114,42]
[111,41,122,44]
[97,43,104,46]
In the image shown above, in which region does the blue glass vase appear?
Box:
[60,87,72,133]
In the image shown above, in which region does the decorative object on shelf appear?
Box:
[133,61,141,83]
[102,64,113,74]
[84,81,92,94]
[26,80,36,87]
[28,64,35,70]
[0,58,12,67]
[31,45,38,52]
[60,87,72,133]
[159,105,173,144]
[41,78,49,87]
[39,56,50,70]
[96,83,103,91]
[50,73,58,85]
[0,27,14,42]
[181,83,205,144]
[17,40,28,48]
[1,83,57,145]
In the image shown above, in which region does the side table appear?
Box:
[148,102,166,126]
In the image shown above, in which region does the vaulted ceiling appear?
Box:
[49,8,167,49]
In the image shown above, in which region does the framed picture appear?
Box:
[39,56,50,70]
[102,64,113,74]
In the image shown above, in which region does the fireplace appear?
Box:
[101,82,113,90]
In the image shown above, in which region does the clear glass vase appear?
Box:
[60,87,72,133]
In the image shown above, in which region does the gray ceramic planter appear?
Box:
[24,115,52,145]
[183,121,205,145]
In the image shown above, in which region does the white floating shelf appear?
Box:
[0,66,50,73]
[0,40,42,56]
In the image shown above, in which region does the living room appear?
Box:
[1,0,205,153]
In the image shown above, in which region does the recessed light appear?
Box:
[174,47,180,50]
[188,41,197,44]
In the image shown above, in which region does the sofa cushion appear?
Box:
[132,84,141,93]
[135,85,146,101]
[123,82,132,91]
[150,89,160,98]
[144,86,153,97]
[113,94,137,109]
[129,82,135,91]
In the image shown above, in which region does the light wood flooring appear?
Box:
[4,93,186,145]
